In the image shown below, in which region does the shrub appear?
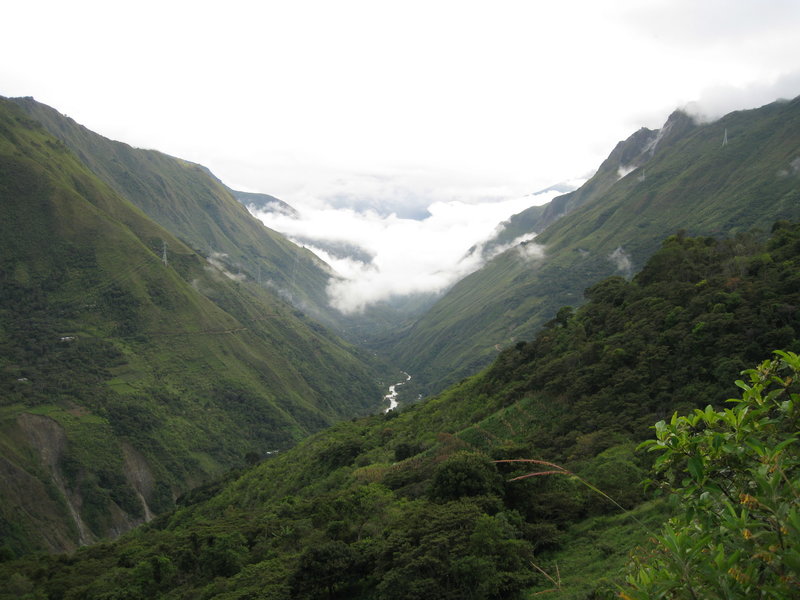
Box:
[624,351,800,599]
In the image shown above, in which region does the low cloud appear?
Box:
[251,189,560,313]
[516,240,547,261]
[206,252,247,282]
[683,71,800,123]
[476,231,542,262]
[255,200,298,218]
[777,157,800,177]
[617,164,637,180]
[609,246,633,277]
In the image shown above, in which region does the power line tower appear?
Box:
[722,128,728,147]
[162,241,168,266]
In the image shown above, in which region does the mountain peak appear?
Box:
[657,108,696,143]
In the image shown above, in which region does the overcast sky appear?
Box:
[3,0,800,311]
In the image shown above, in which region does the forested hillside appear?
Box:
[0,97,383,555]
[3,223,796,598]
[391,98,800,395]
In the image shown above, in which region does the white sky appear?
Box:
[3,0,800,311]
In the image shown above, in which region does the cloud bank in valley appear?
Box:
[251,190,560,314]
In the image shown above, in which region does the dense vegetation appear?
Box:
[478,223,800,456]
[624,351,800,599]
[2,223,797,598]
[0,97,385,555]
[391,97,800,396]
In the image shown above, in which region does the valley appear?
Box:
[0,93,798,598]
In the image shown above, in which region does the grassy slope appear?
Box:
[391,98,800,395]
[1,224,797,598]
[0,98,383,554]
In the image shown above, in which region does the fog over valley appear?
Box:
[249,188,562,313]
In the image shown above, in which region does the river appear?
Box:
[384,372,411,412]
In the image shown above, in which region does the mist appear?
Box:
[251,190,561,313]
[609,246,634,277]
[683,72,800,123]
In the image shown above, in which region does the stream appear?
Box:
[384,372,411,412]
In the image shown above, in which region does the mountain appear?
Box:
[2,223,797,597]
[390,97,800,395]
[0,97,384,555]
[481,127,659,257]
[11,97,439,345]
[9,97,341,330]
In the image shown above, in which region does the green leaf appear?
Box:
[687,456,704,481]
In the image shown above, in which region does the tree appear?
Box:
[428,451,503,502]
[291,540,360,598]
[624,351,800,599]
[376,500,535,600]
[198,532,247,578]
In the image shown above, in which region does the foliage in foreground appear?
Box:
[625,351,800,599]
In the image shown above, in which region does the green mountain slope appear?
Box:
[10,97,342,329]
[2,224,797,598]
[392,98,800,394]
[0,98,383,555]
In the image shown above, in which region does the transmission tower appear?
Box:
[722,128,728,147]
[162,241,168,266]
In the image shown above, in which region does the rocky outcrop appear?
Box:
[121,442,156,522]
[14,413,92,549]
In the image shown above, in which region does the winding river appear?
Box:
[384,372,411,412]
